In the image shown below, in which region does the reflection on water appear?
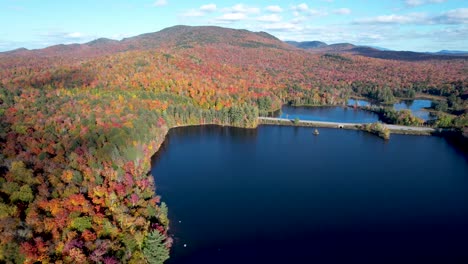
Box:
[278,105,380,123]
[393,99,433,121]
[347,99,372,107]
[347,98,435,121]
[151,125,468,264]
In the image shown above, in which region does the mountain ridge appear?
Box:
[0,25,294,60]
[1,25,467,62]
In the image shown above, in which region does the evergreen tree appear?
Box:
[143,231,170,264]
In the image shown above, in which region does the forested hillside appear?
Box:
[0,25,467,263]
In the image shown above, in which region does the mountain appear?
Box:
[286,41,327,49]
[434,50,468,55]
[287,40,468,61]
[3,27,466,62]
[0,25,293,61]
[346,47,468,61]
[360,45,392,51]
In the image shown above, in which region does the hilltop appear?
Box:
[0,25,293,60]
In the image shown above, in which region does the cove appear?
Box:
[277,105,380,123]
[347,99,435,121]
[394,99,434,121]
[151,125,468,264]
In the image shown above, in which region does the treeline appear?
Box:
[371,107,425,126]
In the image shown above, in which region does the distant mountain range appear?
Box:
[286,41,468,61]
[0,26,290,61]
[1,26,467,63]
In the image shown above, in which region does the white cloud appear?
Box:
[291,16,307,24]
[66,32,84,38]
[354,13,427,24]
[154,0,167,7]
[181,3,217,17]
[404,0,447,7]
[405,0,424,7]
[309,9,328,17]
[333,8,351,15]
[292,3,309,12]
[261,22,302,32]
[35,31,95,46]
[223,4,260,14]
[266,5,283,13]
[214,4,259,22]
[200,4,217,12]
[291,4,327,17]
[216,13,247,22]
[354,9,468,25]
[256,14,282,22]
[433,8,468,24]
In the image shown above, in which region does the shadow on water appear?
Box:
[151,125,468,264]
[440,132,468,162]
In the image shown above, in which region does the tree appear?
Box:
[11,185,34,203]
[142,231,170,264]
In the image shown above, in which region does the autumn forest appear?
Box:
[0,25,467,263]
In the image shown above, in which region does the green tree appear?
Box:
[143,231,170,264]
[71,217,92,232]
[10,185,34,203]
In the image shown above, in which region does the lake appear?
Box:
[393,99,434,121]
[277,105,380,123]
[151,125,468,264]
[347,99,435,121]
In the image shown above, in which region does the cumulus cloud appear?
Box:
[35,31,96,47]
[260,22,302,32]
[309,9,329,17]
[291,4,327,17]
[333,8,351,15]
[433,8,468,24]
[200,4,217,12]
[256,14,282,22]
[404,0,447,7]
[213,4,260,23]
[153,0,167,7]
[266,5,283,13]
[223,4,260,14]
[66,32,84,38]
[354,8,468,25]
[216,13,247,22]
[354,14,425,24]
[292,3,309,12]
[182,3,217,17]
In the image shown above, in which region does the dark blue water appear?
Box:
[151,125,468,264]
[394,99,433,121]
[278,105,379,123]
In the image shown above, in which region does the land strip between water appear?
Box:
[258,117,438,136]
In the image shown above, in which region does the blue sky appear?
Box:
[0,0,466,52]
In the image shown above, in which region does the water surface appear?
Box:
[393,99,434,121]
[151,125,468,264]
[347,98,372,107]
[278,105,379,123]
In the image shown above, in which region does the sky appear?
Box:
[0,0,466,52]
